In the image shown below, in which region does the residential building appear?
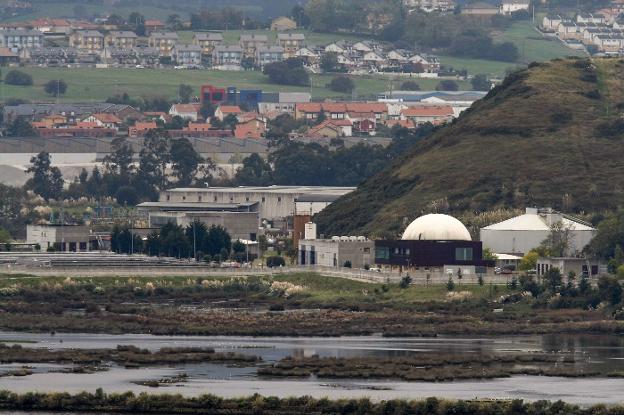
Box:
[0,47,19,65]
[192,32,223,54]
[277,33,305,57]
[144,19,165,35]
[105,31,138,48]
[169,103,200,121]
[542,14,565,32]
[408,54,440,73]
[271,16,297,31]
[295,102,388,122]
[81,113,122,130]
[294,46,320,64]
[400,105,454,125]
[173,44,202,65]
[480,207,596,257]
[148,31,178,57]
[256,45,284,67]
[0,29,43,53]
[234,118,266,139]
[308,119,353,138]
[70,30,104,50]
[500,0,530,15]
[129,121,158,137]
[577,13,606,24]
[239,34,269,56]
[212,45,243,68]
[215,105,242,121]
[403,0,456,12]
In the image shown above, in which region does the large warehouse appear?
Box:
[480,208,596,256]
[375,214,493,274]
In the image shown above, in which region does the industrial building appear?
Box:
[158,186,354,223]
[536,257,607,278]
[375,214,493,274]
[136,201,260,241]
[298,223,374,268]
[26,224,96,252]
[480,208,596,256]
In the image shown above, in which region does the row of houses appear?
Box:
[403,0,530,14]
[543,11,624,54]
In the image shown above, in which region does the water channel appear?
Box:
[0,331,623,406]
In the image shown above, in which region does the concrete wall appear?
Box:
[26,224,91,251]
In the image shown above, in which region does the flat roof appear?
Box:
[137,201,258,211]
[165,186,356,195]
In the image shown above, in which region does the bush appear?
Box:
[400,81,420,91]
[44,79,68,97]
[263,58,310,86]
[115,185,139,206]
[267,256,286,268]
[328,76,355,93]
[5,70,33,86]
[447,277,455,291]
[436,80,458,91]
[399,275,412,289]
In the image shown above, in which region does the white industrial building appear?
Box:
[159,186,355,222]
[26,224,94,252]
[480,208,596,256]
[298,223,374,268]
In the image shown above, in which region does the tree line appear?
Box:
[111,220,248,262]
[25,132,215,205]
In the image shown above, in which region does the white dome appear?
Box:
[402,214,471,241]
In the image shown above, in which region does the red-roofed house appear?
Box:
[215,105,242,121]
[129,121,158,137]
[308,119,353,138]
[144,19,165,34]
[82,113,122,130]
[169,103,200,121]
[400,105,454,125]
[234,118,266,139]
[295,102,388,122]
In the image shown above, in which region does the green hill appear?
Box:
[316,58,624,237]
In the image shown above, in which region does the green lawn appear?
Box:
[439,21,585,78]
[0,67,470,103]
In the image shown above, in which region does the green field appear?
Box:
[440,21,585,78]
[0,67,470,104]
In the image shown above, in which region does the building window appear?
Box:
[182,196,186,201]
[214,196,218,202]
[166,195,170,201]
[278,197,282,202]
[262,197,265,203]
[198,196,202,202]
[375,247,389,260]
[455,247,473,261]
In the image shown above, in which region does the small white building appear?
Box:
[27,224,93,252]
[298,223,374,268]
[480,208,596,257]
[169,103,200,121]
[536,257,607,278]
[500,0,530,15]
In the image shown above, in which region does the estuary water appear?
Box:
[0,332,623,405]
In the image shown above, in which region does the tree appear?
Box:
[263,58,310,86]
[471,74,491,91]
[44,79,68,97]
[446,277,455,291]
[436,80,459,91]
[104,137,134,176]
[0,227,11,244]
[115,185,139,206]
[6,118,36,137]
[267,256,286,268]
[204,225,232,257]
[540,221,574,257]
[25,152,64,201]
[544,267,563,292]
[320,53,340,73]
[178,84,194,103]
[159,222,191,258]
[234,153,273,186]
[399,275,412,288]
[400,81,420,91]
[166,14,183,30]
[328,76,355,94]
[519,250,539,271]
[136,132,170,196]
[5,70,33,86]
[291,4,310,27]
[597,276,623,305]
[185,219,208,259]
[170,138,203,186]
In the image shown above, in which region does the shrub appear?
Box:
[447,277,455,291]
[328,76,355,93]
[44,79,68,97]
[267,256,286,268]
[5,70,33,86]
[436,80,458,91]
[399,275,412,289]
[400,81,420,91]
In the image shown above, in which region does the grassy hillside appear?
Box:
[0,67,470,103]
[316,58,624,237]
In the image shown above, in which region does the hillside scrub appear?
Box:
[316,58,624,237]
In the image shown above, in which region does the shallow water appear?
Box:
[0,332,623,405]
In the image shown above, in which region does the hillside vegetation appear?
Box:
[316,58,624,237]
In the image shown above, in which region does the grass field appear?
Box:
[440,21,585,78]
[0,67,470,103]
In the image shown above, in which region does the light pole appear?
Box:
[193,220,197,261]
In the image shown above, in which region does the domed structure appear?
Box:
[402,214,471,241]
